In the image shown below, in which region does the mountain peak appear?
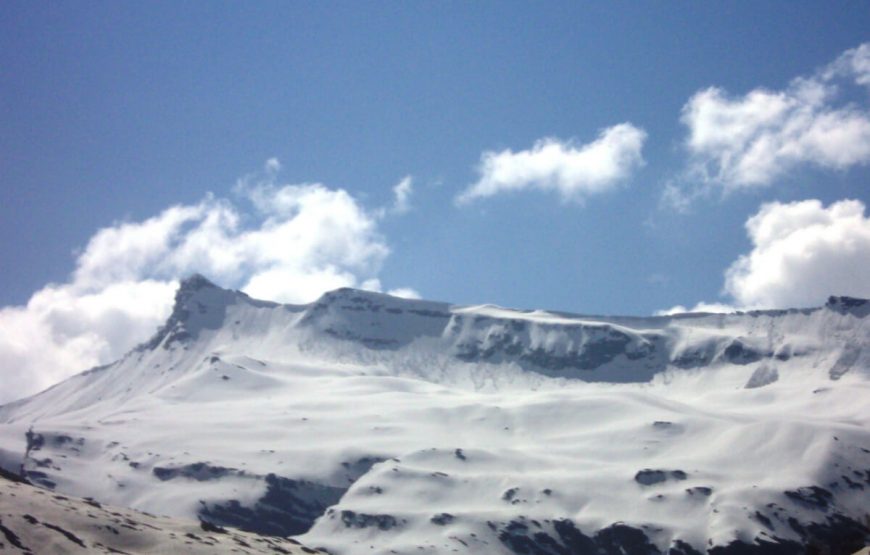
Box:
[138,275,234,351]
[172,274,227,317]
[178,273,219,293]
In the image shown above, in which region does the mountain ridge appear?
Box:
[0,276,868,554]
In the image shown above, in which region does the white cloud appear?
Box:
[391,176,413,214]
[655,302,736,316]
[264,157,282,173]
[824,42,870,87]
[723,199,870,309]
[668,43,870,207]
[0,161,416,404]
[387,287,422,300]
[0,280,177,403]
[371,175,414,219]
[659,198,870,314]
[456,123,646,204]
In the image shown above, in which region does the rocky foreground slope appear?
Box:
[0,276,868,554]
[0,470,323,554]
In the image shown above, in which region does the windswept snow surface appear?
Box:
[0,275,868,554]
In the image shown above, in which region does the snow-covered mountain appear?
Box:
[0,275,868,554]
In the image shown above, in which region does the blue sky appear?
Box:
[3,2,870,399]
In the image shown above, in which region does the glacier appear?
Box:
[0,274,868,554]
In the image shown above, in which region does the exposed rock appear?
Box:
[430,513,454,525]
[783,486,833,509]
[826,296,870,318]
[339,510,400,530]
[745,364,779,388]
[830,347,861,380]
[721,339,764,365]
[153,462,238,482]
[496,518,667,555]
[634,469,687,486]
[200,473,345,537]
[686,486,713,497]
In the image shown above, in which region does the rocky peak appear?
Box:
[177,273,218,296]
[139,275,233,351]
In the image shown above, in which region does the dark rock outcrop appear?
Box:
[200,473,345,537]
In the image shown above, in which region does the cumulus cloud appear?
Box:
[456,123,646,204]
[0,161,417,403]
[660,198,870,314]
[666,42,870,208]
[723,199,870,309]
[0,280,177,403]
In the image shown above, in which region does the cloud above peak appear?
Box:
[456,123,646,205]
[0,161,418,404]
[660,197,870,315]
[666,42,870,208]
[723,198,870,309]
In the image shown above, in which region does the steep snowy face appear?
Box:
[0,277,868,555]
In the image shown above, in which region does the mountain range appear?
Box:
[0,275,868,554]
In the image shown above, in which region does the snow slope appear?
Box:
[0,275,868,554]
